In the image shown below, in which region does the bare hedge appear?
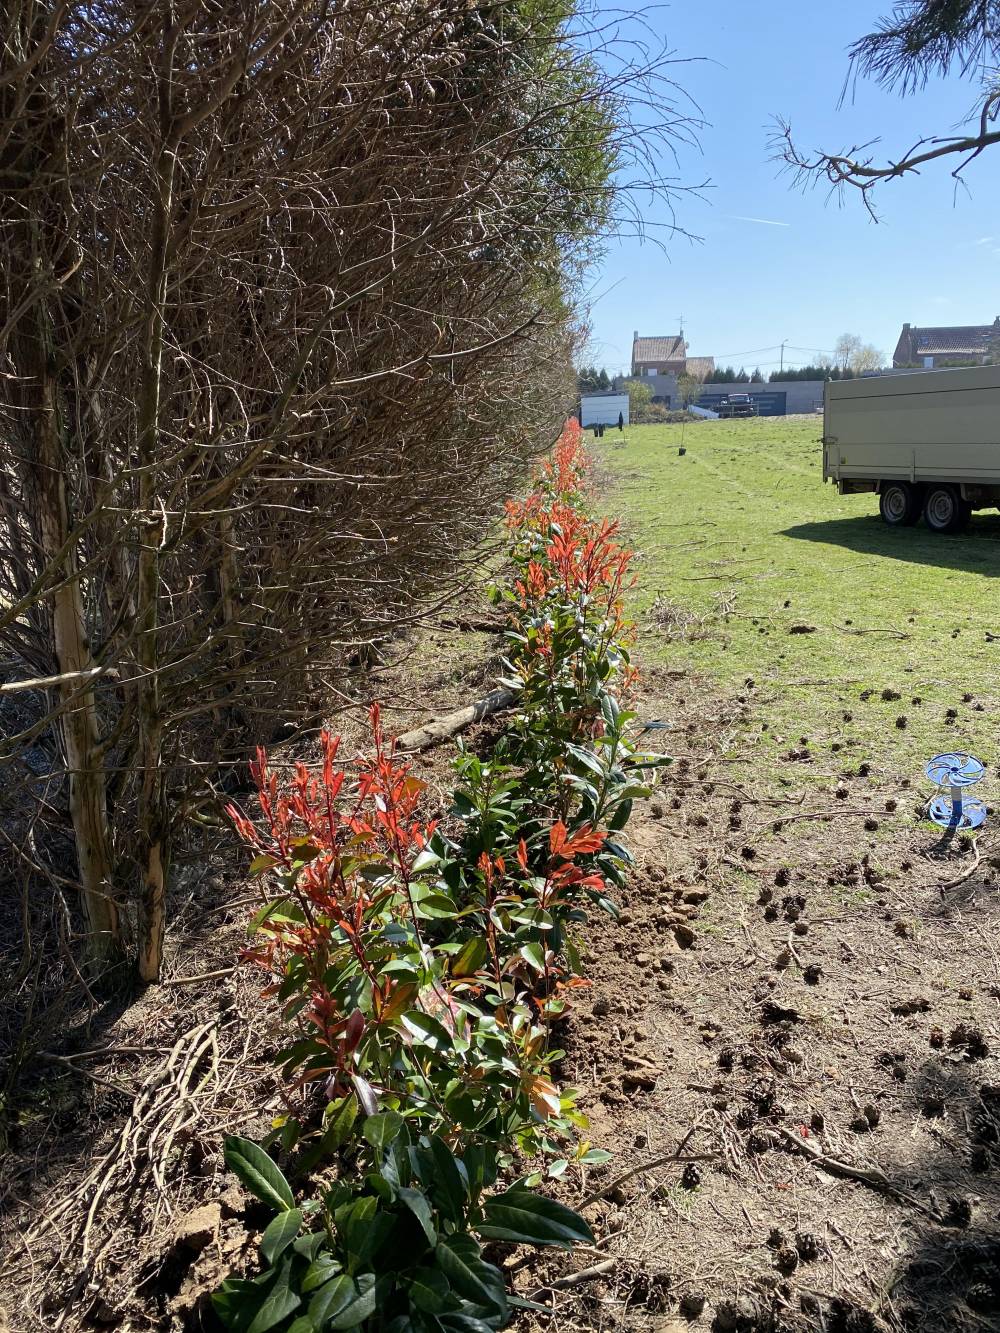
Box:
[0,1,694,980]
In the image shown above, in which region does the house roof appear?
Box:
[685,356,716,379]
[901,321,1000,356]
[633,334,686,363]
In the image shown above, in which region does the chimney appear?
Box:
[902,323,910,330]
[633,330,639,342]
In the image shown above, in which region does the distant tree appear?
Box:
[832,334,883,374]
[707,365,736,383]
[835,333,862,370]
[624,378,653,418]
[676,371,705,407]
[853,343,884,373]
[577,365,613,393]
[750,367,765,383]
[770,363,847,382]
[735,366,750,383]
[775,2,1000,215]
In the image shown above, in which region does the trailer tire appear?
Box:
[923,485,971,534]
[879,482,921,527]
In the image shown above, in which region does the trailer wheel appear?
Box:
[879,482,921,526]
[923,485,971,534]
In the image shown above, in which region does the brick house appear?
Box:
[631,332,717,378]
[893,318,1000,368]
[631,332,688,377]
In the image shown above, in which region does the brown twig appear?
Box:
[767,1126,943,1221]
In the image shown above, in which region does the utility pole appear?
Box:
[779,340,788,375]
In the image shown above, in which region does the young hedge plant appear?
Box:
[213,420,667,1331]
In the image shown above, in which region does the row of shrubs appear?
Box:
[213,420,666,1331]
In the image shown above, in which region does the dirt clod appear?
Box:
[891,996,930,1016]
[680,1291,707,1318]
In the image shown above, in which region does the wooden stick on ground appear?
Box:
[396,687,516,752]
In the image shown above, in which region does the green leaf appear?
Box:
[401,1011,453,1053]
[478,1188,594,1249]
[412,847,442,872]
[398,1186,437,1244]
[260,1209,302,1265]
[608,799,632,832]
[249,854,279,876]
[438,1315,497,1333]
[308,1274,377,1328]
[212,1278,262,1332]
[363,1110,404,1153]
[247,1259,301,1333]
[451,936,488,977]
[436,1236,507,1317]
[224,1137,295,1213]
[308,1275,357,1327]
[519,941,545,973]
[286,1319,316,1333]
[580,1148,612,1165]
[409,1266,452,1314]
[302,1253,342,1293]
[427,1136,468,1222]
[322,1095,359,1151]
[413,892,459,919]
[293,1232,326,1261]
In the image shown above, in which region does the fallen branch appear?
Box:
[527,1258,616,1300]
[164,966,237,986]
[771,808,880,827]
[578,1119,714,1209]
[436,617,505,634]
[838,626,911,640]
[396,687,516,752]
[768,1126,943,1221]
[938,836,982,892]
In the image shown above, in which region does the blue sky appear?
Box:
[585,2,1000,375]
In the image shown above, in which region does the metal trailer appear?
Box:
[822,366,1000,533]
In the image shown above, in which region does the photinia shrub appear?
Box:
[213,419,665,1330]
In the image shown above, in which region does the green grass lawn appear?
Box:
[599,417,1000,783]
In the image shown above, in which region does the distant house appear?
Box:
[893,318,1000,368]
[629,332,716,407]
[631,332,688,377]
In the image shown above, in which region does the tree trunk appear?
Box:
[18,315,120,960]
[134,124,176,983]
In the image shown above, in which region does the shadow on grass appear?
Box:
[781,515,1000,577]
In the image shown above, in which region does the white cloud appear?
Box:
[726,214,792,228]
[976,235,994,245]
